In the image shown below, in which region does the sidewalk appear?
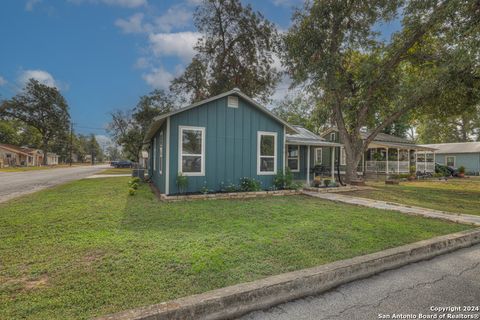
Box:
[302,191,480,226]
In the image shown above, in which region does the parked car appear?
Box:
[435,163,459,177]
[110,161,119,167]
[113,160,132,168]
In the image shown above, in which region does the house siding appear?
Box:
[435,152,480,174]
[161,96,285,195]
[149,123,166,193]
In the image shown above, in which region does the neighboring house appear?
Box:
[420,142,480,175]
[144,88,341,195]
[321,128,437,177]
[0,143,59,167]
[0,144,43,167]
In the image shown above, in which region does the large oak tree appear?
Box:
[283,0,480,182]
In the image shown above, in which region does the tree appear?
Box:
[272,94,331,134]
[0,119,42,147]
[0,79,70,164]
[283,0,480,182]
[171,0,280,103]
[108,89,173,161]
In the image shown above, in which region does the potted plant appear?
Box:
[323,179,331,187]
[313,176,322,187]
[458,166,465,178]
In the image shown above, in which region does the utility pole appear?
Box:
[69,121,74,167]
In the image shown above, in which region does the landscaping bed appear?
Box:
[0,177,472,319]
[343,178,480,216]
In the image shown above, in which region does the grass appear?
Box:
[0,164,91,173]
[0,178,471,320]
[343,178,480,216]
[98,168,133,175]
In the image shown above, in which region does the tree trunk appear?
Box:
[42,139,49,166]
[343,139,364,183]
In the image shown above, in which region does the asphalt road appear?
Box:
[240,244,480,320]
[0,165,107,203]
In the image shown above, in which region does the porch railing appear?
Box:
[416,162,435,173]
[365,161,410,173]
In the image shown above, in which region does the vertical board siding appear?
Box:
[150,124,166,193]
[164,96,285,195]
[435,153,480,174]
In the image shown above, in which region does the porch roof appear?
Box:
[286,126,342,147]
[368,141,437,151]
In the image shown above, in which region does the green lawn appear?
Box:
[0,178,471,320]
[98,167,133,175]
[343,178,480,216]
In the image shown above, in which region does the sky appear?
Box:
[0,0,400,141]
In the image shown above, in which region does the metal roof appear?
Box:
[143,88,298,143]
[286,126,342,147]
[419,142,480,154]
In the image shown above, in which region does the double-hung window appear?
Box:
[179,126,205,176]
[153,137,157,171]
[446,156,455,167]
[257,131,277,175]
[314,148,323,165]
[287,145,300,172]
[158,131,163,174]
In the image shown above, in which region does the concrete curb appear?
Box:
[97,228,480,320]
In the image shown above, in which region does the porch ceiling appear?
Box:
[369,141,437,151]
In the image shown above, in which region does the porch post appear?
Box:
[362,152,365,175]
[424,151,427,172]
[386,148,389,174]
[331,146,335,180]
[397,148,400,173]
[306,146,310,186]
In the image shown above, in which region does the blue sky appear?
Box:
[0,0,400,138]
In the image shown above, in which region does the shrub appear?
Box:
[200,182,209,194]
[176,172,188,194]
[130,182,139,190]
[433,172,444,178]
[274,168,294,190]
[128,188,136,196]
[225,183,238,192]
[239,177,261,192]
[409,165,416,174]
[128,177,141,188]
[459,166,466,174]
[323,179,331,187]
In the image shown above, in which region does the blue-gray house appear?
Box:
[420,142,480,175]
[144,88,340,195]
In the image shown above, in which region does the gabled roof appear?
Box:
[286,126,342,147]
[144,88,299,143]
[0,143,41,156]
[419,142,480,154]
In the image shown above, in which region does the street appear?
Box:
[0,165,107,203]
[240,244,480,320]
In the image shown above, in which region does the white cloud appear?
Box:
[142,67,174,89]
[25,0,41,11]
[154,5,192,32]
[68,0,146,8]
[149,31,199,62]
[271,0,302,7]
[18,70,57,88]
[0,76,7,86]
[134,57,150,69]
[115,13,145,34]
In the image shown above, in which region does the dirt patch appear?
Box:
[0,274,49,291]
[81,249,106,266]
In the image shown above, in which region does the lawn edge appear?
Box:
[97,228,480,320]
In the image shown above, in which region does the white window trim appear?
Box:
[287,145,300,173]
[314,148,323,165]
[330,132,336,141]
[153,137,157,171]
[340,147,346,166]
[178,125,206,176]
[445,155,456,167]
[158,131,163,175]
[257,131,277,175]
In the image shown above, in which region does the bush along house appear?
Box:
[144,88,341,195]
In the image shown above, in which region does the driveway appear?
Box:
[240,244,480,320]
[0,165,108,203]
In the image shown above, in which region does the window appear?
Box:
[340,147,346,165]
[227,96,239,108]
[153,137,156,171]
[446,156,456,167]
[330,132,336,142]
[179,126,205,176]
[257,131,277,175]
[287,145,300,172]
[314,148,323,165]
[158,131,163,174]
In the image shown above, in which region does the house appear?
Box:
[0,144,43,167]
[144,88,341,195]
[321,128,437,177]
[419,142,480,175]
[0,143,59,168]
